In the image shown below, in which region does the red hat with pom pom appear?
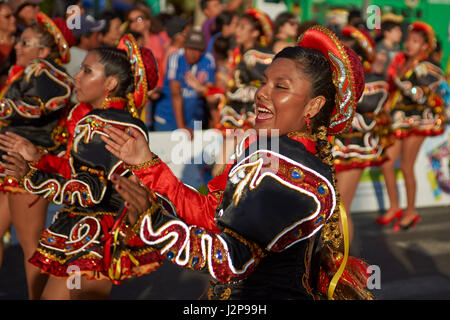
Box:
[139,46,159,92]
[36,12,72,64]
[117,34,159,116]
[297,25,365,135]
[52,17,76,48]
[409,21,436,55]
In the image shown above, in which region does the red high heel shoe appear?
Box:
[375,209,403,226]
[394,214,422,231]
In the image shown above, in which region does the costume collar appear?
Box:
[249,131,318,155]
[103,97,127,111]
[286,132,317,155]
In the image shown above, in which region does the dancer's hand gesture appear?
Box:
[102,126,154,166]
[0,132,40,161]
[0,152,30,180]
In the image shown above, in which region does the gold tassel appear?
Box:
[126,92,140,119]
[328,202,349,300]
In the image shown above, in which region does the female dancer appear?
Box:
[103,26,373,300]
[3,35,162,299]
[333,26,393,242]
[0,12,73,299]
[378,22,446,230]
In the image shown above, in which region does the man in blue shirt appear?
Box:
[153,29,215,135]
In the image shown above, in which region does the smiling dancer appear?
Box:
[102,26,374,300]
[4,35,163,299]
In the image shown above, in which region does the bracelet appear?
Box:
[125,154,161,171]
[130,199,161,234]
[19,167,36,188]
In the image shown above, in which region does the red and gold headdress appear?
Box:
[297,26,370,300]
[246,8,274,47]
[297,25,365,135]
[409,21,437,55]
[36,12,71,64]
[117,34,159,118]
[342,25,375,70]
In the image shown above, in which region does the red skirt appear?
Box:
[29,205,163,284]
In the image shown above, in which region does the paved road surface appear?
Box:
[1,205,449,300]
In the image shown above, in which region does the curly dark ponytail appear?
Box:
[273,46,373,299]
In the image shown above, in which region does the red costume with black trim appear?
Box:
[25,35,164,283]
[0,12,74,193]
[387,22,446,139]
[27,102,162,282]
[127,26,374,300]
[333,26,394,171]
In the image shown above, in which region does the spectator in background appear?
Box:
[212,35,232,92]
[200,0,243,46]
[152,12,172,52]
[375,20,403,76]
[348,9,366,30]
[207,10,238,55]
[63,14,105,78]
[148,16,192,127]
[272,12,298,54]
[8,0,41,33]
[52,0,84,18]
[0,2,17,86]
[127,5,165,90]
[153,28,215,136]
[98,10,123,47]
[162,16,192,85]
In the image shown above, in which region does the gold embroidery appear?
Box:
[125,155,161,171]
[20,168,37,188]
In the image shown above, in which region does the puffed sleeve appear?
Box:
[136,147,337,283]
[406,61,444,104]
[137,202,266,283]
[22,164,109,207]
[30,103,93,178]
[0,59,73,121]
[21,110,146,208]
[132,159,229,233]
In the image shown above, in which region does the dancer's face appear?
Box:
[15,28,49,67]
[0,5,16,35]
[254,58,325,136]
[280,19,298,38]
[405,31,428,59]
[128,9,150,34]
[102,18,123,46]
[74,51,117,109]
[234,17,259,47]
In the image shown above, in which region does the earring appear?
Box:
[305,114,311,131]
[102,91,111,109]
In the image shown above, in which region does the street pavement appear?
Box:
[1,205,449,300]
